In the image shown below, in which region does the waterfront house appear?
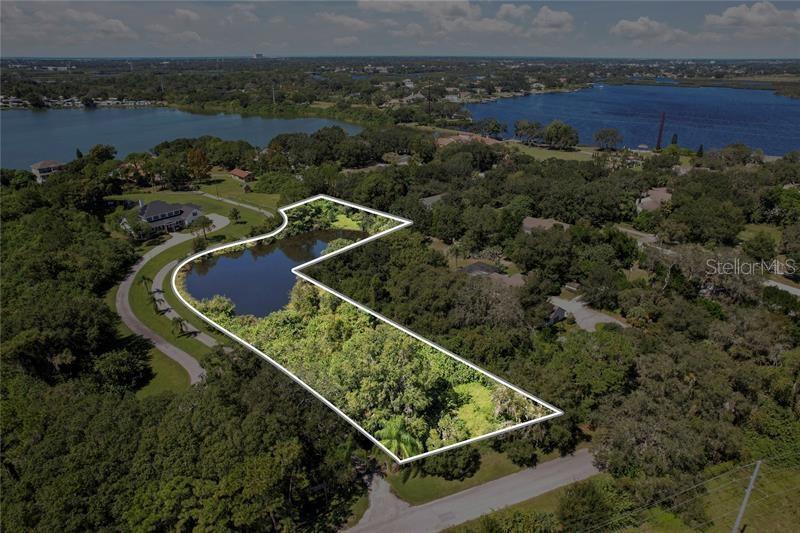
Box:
[30,160,64,184]
[122,200,201,236]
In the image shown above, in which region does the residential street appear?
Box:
[348,448,598,532]
[115,213,228,384]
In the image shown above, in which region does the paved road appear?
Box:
[349,448,598,532]
[196,191,276,218]
[115,213,228,385]
[153,259,219,348]
[549,296,628,332]
[764,278,800,297]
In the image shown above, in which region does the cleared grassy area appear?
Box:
[387,448,522,505]
[737,223,782,243]
[429,237,519,274]
[201,172,281,212]
[510,143,596,162]
[702,463,800,532]
[445,473,607,531]
[388,442,592,505]
[137,351,190,398]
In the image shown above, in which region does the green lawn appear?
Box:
[445,473,606,531]
[344,493,370,528]
[387,448,523,505]
[737,223,782,243]
[511,143,596,162]
[700,463,800,532]
[387,441,591,506]
[201,172,281,212]
[137,351,190,398]
[738,223,783,243]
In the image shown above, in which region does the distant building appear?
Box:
[434,132,500,148]
[229,168,255,181]
[521,217,571,233]
[636,187,672,213]
[122,200,201,235]
[30,160,64,184]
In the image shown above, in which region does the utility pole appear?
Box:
[272,83,276,105]
[732,460,761,533]
[427,84,432,116]
[655,111,666,151]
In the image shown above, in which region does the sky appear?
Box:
[1,1,799,59]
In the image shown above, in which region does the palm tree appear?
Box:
[171,316,187,336]
[189,215,214,240]
[448,241,466,267]
[375,417,421,460]
[139,275,153,293]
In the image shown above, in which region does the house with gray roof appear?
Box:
[122,200,201,236]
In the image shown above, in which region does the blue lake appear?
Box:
[0,108,361,169]
[466,84,800,155]
[185,229,364,317]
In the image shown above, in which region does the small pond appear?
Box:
[184,229,363,317]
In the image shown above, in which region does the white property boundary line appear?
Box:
[172,194,563,464]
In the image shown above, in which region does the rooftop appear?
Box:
[522,217,571,232]
[31,160,63,169]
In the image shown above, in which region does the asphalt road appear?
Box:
[349,448,598,532]
[115,213,228,384]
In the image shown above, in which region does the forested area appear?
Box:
[1,157,369,530]
[179,200,552,460]
[2,121,799,530]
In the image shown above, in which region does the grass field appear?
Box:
[387,448,523,505]
[201,172,281,211]
[445,473,607,531]
[510,143,596,162]
[387,441,592,505]
[737,223,783,244]
[344,493,370,528]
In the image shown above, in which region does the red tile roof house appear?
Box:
[229,168,255,181]
[30,160,63,184]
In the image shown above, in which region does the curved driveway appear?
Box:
[115,213,228,384]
